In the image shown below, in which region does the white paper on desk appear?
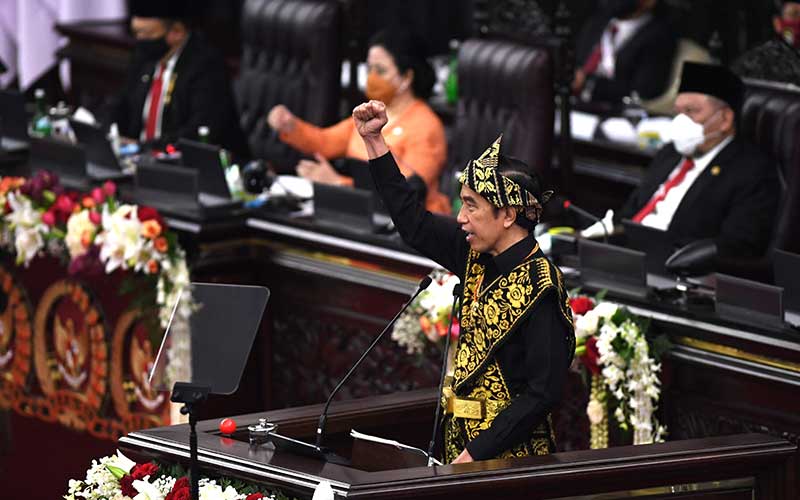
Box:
[269,175,313,200]
[570,111,600,141]
[600,117,638,144]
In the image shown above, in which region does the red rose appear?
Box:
[42,210,56,226]
[91,187,105,204]
[102,180,117,197]
[89,211,101,225]
[581,336,601,375]
[166,487,190,500]
[166,477,191,500]
[55,194,74,214]
[569,296,595,316]
[246,493,266,500]
[131,462,159,480]
[120,474,137,498]
[173,477,190,490]
[137,205,165,227]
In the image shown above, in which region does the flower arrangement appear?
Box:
[392,269,460,355]
[64,450,296,500]
[570,292,668,448]
[0,171,189,329]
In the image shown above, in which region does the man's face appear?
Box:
[781,2,800,22]
[674,92,734,153]
[456,184,509,255]
[130,17,169,41]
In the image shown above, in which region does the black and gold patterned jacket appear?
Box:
[369,152,575,461]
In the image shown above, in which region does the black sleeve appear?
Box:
[369,152,469,279]
[465,293,570,460]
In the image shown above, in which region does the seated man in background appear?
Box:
[732,0,800,86]
[573,0,677,105]
[617,62,779,261]
[267,29,450,214]
[110,0,249,159]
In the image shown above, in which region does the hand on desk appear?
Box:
[296,152,344,185]
[451,448,473,464]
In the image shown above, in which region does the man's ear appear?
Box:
[502,206,517,229]
[721,107,736,134]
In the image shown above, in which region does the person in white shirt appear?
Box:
[617,62,780,262]
[573,0,677,104]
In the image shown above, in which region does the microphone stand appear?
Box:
[565,200,609,244]
[315,276,432,452]
[426,283,462,466]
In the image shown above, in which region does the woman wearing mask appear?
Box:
[267,29,450,214]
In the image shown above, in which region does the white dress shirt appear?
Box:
[597,13,652,78]
[640,135,735,231]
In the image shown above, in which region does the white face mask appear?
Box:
[669,110,724,156]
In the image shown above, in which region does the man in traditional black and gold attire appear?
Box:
[353,100,575,463]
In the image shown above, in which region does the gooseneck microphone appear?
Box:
[426,282,462,466]
[563,199,609,244]
[314,275,433,452]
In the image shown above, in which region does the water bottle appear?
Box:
[445,39,460,105]
[30,89,52,137]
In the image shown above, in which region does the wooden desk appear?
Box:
[119,389,798,499]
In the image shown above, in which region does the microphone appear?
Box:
[314,275,433,451]
[563,199,608,244]
[426,282,462,466]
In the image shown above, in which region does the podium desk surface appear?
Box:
[119,389,796,500]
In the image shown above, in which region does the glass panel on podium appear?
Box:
[149,282,270,395]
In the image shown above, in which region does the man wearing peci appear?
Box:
[618,62,780,262]
[109,0,249,159]
[352,100,575,463]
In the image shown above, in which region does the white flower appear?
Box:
[593,302,618,321]
[13,226,43,266]
[586,399,605,424]
[133,478,164,500]
[111,450,137,474]
[5,192,45,266]
[65,210,96,258]
[96,205,144,273]
[575,310,599,339]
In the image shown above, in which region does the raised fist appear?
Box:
[267,104,296,133]
[352,100,388,138]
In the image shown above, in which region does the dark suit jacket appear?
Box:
[111,33,250,160]
[619,140,780,259]
[575,12,677,103]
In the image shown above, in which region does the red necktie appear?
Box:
[633,158,696,223]
[582,23,618,75]
[145,63,166,141]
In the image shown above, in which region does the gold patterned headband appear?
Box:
[458,136,552,221]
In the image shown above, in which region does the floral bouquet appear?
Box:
[570,292,668,448]
[0,171,190,330]
[392,269,461,355]
[65,450,294,500]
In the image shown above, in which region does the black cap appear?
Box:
[129,0,194,19]
[677,61,745,115]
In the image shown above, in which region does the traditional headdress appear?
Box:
[458,136,551,223]
[678,62,745,116]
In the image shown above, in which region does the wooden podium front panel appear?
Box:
[119,389,798,500]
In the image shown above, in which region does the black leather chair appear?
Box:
[740,80,800,255]
[446,39,554,192]
[235,0,341,169]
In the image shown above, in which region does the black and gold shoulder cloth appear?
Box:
[443,249,575,462]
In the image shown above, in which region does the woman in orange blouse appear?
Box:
[267,30,450,214]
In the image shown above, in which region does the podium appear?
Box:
[118,388,797,499]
